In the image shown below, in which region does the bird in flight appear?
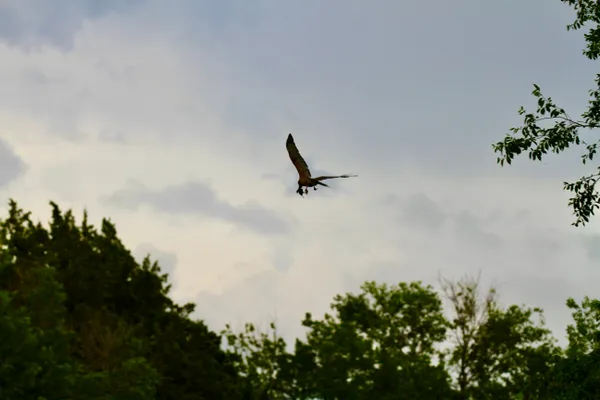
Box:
[286,133,358,197]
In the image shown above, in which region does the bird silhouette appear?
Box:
[286,133,357,197]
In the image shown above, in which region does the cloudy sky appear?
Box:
[1,0,599,345]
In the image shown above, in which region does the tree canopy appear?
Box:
[0,199,599,398]
[223,275,600,400]
[0,200,245,400]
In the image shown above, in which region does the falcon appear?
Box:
[286,133,358,196]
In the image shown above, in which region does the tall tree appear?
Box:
[223,277,567,399]
[493,0,600,226]
[0,199,246,399]
[0,200,160,400]
[291,281,455,400]
[440,275,558,400]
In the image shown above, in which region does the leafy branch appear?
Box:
[493,0,600,227]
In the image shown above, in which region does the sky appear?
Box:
[0,0,599,346]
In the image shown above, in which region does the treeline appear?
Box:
[0,200,599,399]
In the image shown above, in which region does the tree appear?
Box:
[538,296,600,399]
[291,281,455,400]
[0,235,77,400]
[0,199,246,399]
[222,276,569,399]
[493,0,600,226]
[222,320,293,399]
[9,197,600,398]
[440,275,558,400]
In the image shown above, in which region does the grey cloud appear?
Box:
[490,241,599,345]
[452,210,503,250]
[192,270,311,343]
[169,0,589,179]
[401,193,448,231]
[1,0,589,183]
[345,261,419,294]
[105,180,292,236]
[582,234,600,261]
[261,173,280,181]
[0,138,26,188]
[0,0,142,51]
[271,245,294,273]
[133,242,178,283]
[260,173,300,197]
[21,69,66,86]
[194,271,278,324]
[98,130,127,144]
[395,192,502,248]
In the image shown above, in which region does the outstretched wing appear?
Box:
[314,174,358,181]
[286,133,311,179]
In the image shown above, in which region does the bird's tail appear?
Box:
[316,181,330,187]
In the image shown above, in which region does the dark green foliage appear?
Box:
[223,281,456,400]
[0,263,75,399]
[225,277,600,400]
[3,197,600,399]
[534,297,600,400]
[0,199,244,399]
[287,281,450,399]
[493,0,600,226]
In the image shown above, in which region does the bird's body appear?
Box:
[286,133,357,196]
